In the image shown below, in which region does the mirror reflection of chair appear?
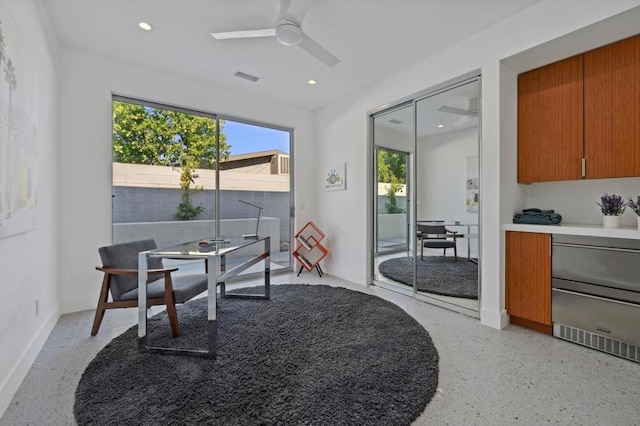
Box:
[91,239,208,337]
[417,224,458,261]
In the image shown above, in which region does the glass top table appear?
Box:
[137,236,271,358]
[145,236,261,257]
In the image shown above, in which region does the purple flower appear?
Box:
[596,193,626,216]
[627,196,640,215]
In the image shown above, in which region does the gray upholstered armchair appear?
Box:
[91,239,208,337]
[417,224,458,261]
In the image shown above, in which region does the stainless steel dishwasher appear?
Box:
[552,234,640,363]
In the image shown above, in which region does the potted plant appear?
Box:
[627,196,640,230]
[596,193,625,228]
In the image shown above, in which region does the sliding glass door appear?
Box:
[371,103,416,294]
[217,117,292,270]
[111,97,292,274]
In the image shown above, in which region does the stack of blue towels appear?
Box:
[513,208,562,225]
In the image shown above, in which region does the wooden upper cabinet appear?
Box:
[584,34,640,179]
[505,231,551,330]
[517,55,584,183]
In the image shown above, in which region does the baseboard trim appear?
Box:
[60,294,96,315]
[0,305,60,418]
[331,269,366,287]
[480,307,509,329]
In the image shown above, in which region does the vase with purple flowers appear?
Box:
[627,196,640,230]
[596,193,625,228]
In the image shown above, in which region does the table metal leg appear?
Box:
[137,251,148,348]
[207,255,218,357]
[221,237,271,299]
[138,237,270,359]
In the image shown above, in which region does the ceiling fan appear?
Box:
[210,0,340,67]
[437,98,478,126]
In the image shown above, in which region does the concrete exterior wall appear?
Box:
[112,162,289,192]
[376,195,408,215]
[112,187,291,245]
[113,217,281,256]
[377,214,407,240]
[112,162,291,245]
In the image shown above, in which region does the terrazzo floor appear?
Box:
[1,271,639,425]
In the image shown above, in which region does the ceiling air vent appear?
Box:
[234,71,259,83]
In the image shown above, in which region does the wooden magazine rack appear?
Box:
[293,221,328,277]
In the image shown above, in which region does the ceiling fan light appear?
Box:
[276,23,303,46]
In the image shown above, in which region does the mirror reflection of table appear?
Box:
[417,221,478,261]
[137,236,270,358]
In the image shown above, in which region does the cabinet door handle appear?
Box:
[553,242,640,254]
[581,158,586,177]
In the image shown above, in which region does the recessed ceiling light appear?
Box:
[138,22,152,31]
[308,79,317,85]
[437,124,444,128]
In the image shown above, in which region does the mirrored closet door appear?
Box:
[371,76,481,316]
[414,78,480,315]
[372,103,415,296]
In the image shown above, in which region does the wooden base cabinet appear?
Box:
[505,231,552,334]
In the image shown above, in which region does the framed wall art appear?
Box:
[324,162,346,191]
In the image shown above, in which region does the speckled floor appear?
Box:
[2,271,639,425]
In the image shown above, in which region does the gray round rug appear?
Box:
[379,256,478,299]
[75,284,439,425]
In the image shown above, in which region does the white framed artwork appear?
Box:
[325,162,346,191]
[0,10,39,238]
[466,155,479,213]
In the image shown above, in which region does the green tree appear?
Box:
[377,150,406,213]
[385,176,405,214]
[112,101,230,168]
[173,155,205,220]
[113,101,231,220]
[377,150,406,185]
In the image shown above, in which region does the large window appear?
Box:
[111,97,292,272]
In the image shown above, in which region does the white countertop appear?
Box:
[503,222,640,240]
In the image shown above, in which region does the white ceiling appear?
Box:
[374,77,480,138]
[41,0,539,111]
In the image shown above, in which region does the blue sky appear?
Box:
[222,120,290,156]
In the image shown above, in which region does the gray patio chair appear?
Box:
[417,224,458,261]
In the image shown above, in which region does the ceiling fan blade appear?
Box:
[278,0,312,24]
[438,105,471,116]
[299,32,340,67]
[211,28,276,40]
[454,116,471,126]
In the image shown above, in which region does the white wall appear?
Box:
[418,127,479,224]
[314,1,640,329]
[0,0,59,416]
[57,47,316,315]
[526,178,640,227]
